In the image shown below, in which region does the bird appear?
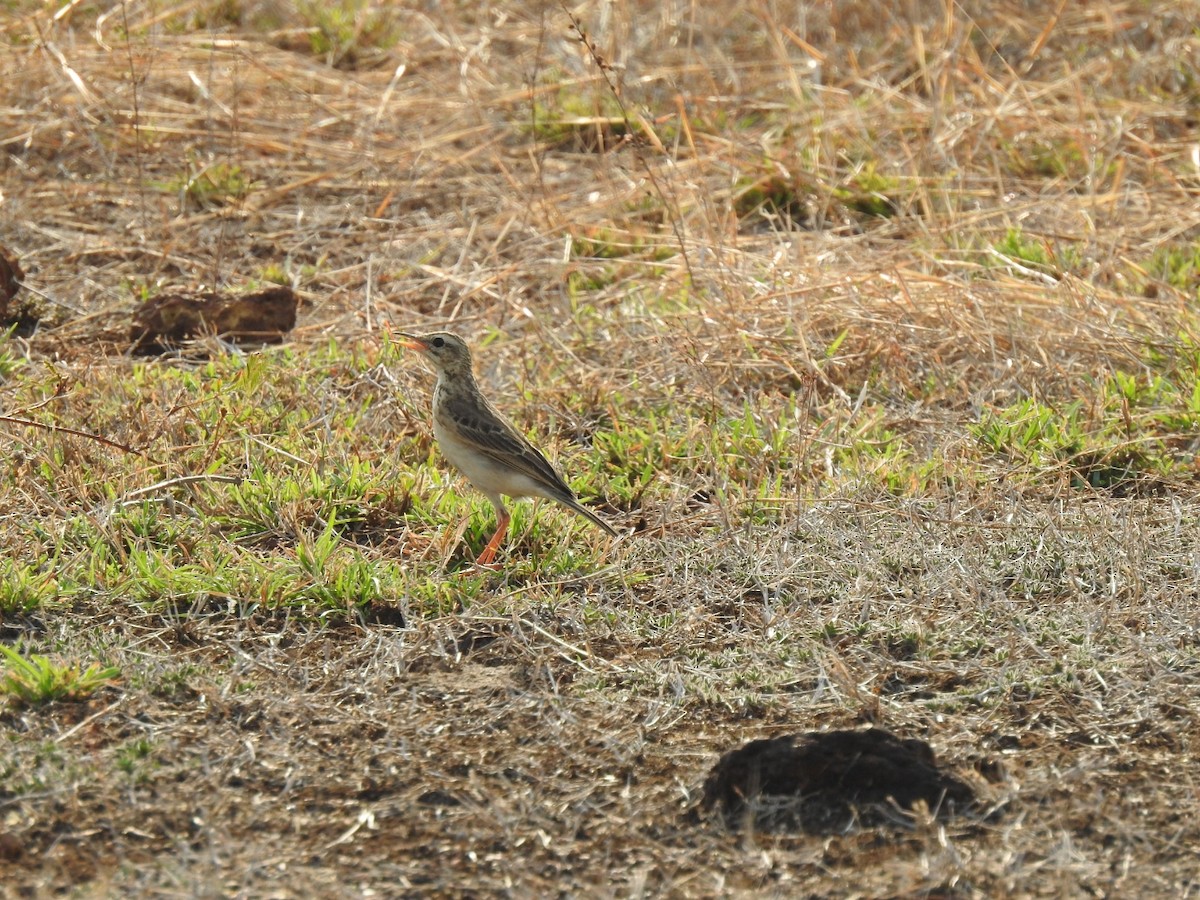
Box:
[396,330,618,567]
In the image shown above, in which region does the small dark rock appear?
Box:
[359,601,406,628]
[698,727,975,832]
[130,285,297,353]
[416,789,460,808]
[0,243,23,319]
[455,627,500,656]
[0,831,24,862]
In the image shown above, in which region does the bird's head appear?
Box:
[396,331,474,377]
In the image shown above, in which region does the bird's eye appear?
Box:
[431,337,445,348]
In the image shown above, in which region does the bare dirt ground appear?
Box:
[3,1,1200,897]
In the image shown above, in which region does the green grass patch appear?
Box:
[47,503,411,617]
[0,558,58,615]
[161,160,256,209]
[1006,136,1089,181]
[299,0,403,67]
[570,226,677,262]
[0,326,24,379]
[528,76,629,151]
[992,227,1052,271]
[734,158,917,228]
[115,738,156,782]
[971,363,1200,489]
[1145,240,1200,298]
[1,644,120,708]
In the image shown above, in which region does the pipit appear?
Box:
[398,331,618,566]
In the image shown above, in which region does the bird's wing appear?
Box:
[440,392,576,500]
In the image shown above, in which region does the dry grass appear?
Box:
[3,0,1200,896]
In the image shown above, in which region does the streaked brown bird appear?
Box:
[398,331,618,566]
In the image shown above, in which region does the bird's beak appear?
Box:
[394,331,428,353]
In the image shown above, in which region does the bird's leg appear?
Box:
[473,505,510,567]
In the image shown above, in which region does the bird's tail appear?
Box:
[563,497,619,537]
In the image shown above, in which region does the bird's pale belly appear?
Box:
[433,416,550,501]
